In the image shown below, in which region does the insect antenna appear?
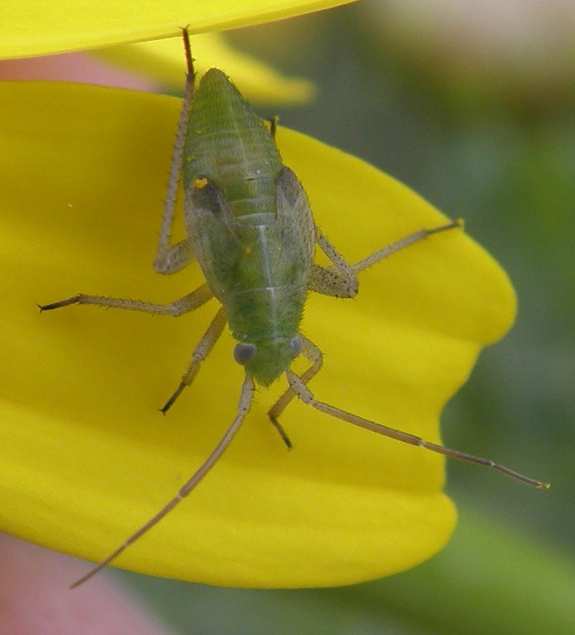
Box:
[70,375,255,589]
[286,371,550,490]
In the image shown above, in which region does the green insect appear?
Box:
[40,29,549,588]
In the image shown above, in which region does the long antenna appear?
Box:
[70,375,255,589]
[287,371,550,490]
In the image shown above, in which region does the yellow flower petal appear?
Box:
[0,0,357,60]
[95,33,314,104]
[0,81,515,587]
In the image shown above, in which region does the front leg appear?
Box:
[267,335,323,448]
[160,306,227,413]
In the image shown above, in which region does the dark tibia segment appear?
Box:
[286,371,551,491]
[269,415,293,449]
[268,116,279,140]
[160,307,227,414]
[160,383,187,414]
[427,219,462,236]
[352,219,463,275]
[267,335,323,449]
[38,296,82,311]
[181,26,195,79]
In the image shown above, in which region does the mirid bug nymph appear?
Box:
[40,29,549,588]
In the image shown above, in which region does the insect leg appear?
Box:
[309,221,461,297]
[352,220,461,274]
[267,116,279,140]
[70,373,255,589]
[308,229,358,298]
[267,335,323,448]
[39,283,213,316]
[161,306,227,413]
[286,370,550,490]
[154,28,197,275]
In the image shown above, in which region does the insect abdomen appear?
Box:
[183,69,282,219]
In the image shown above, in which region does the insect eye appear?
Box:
[289,336,302,357]
[234,342,257,365]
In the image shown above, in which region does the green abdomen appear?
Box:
[182,69,315,380]
[183,69,282,218]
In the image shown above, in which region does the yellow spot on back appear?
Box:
[194,177,208,189]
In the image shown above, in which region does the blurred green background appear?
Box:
[117,2,575,633]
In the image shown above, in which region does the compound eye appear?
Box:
[234,342,257,365]
[289,336,302,357]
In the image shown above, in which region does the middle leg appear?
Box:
[39,283,213,317]
[308,229,359,298]
[308,220,461,298]
[352,220,461,274]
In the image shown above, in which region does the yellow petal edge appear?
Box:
[0,0,357,60]
[96,34,315,105]
[0,81,515,587]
